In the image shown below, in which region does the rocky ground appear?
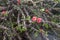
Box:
[0,0,60,40]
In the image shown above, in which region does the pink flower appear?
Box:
[32,16,37,22]
[17,0,20,5]
[36,18,42,23]
[2,11,6,14]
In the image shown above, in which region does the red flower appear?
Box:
[36,18,42,23]
[2,11,6,14]
[45,9,49,13]
[17,0,20,5]
[32,16,37,22]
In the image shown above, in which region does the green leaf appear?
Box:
[44,24,49,29]
[16,26,21,32]
[40,8,45,12]
[26,16,30,20]
[34,31,38,37]
[16,25,27,33]
[45,31,48,36]
[22,27,27,31]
